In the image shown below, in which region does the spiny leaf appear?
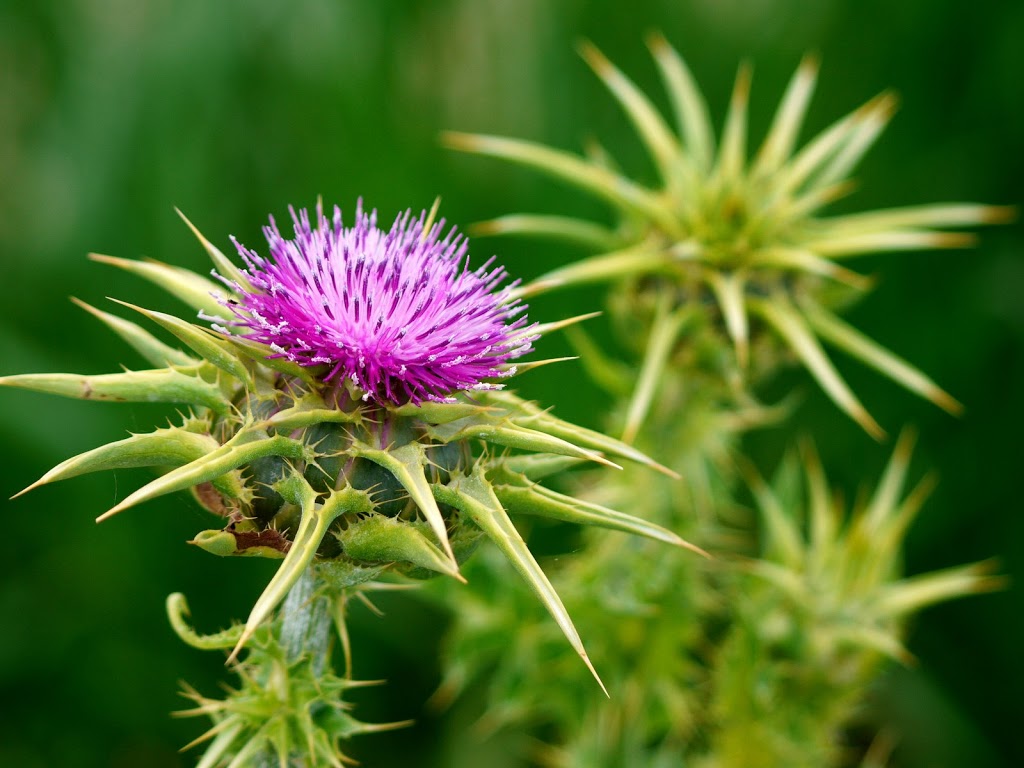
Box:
[88,253,225,318]
[442,131,679,236]
[265,392,362,431]
[222,334,319,385]
[97,430,307,522]
[750,297,885,440]
[704,270,749,369]
[471,214,623,251]
[819,203,1015,233]
[622,294,690,443]
[340,515,461,578]
[111,299,254,387]
[434,468,608,695]
[167,592,245,650]
[562,324,633,398]
[806,229,975,258]
[499,454,586,481]
[873,560,1003,618]
[494,482,706,555]
[580,40,682,190]
[427,420,620,470]
[486,391,680,478]
[715,62,751,183]
[391,399,492,424]
[780,92,892,194]
[72,298,196,368]
[812,92,897,189]
[755,248,873,290]
[348,441,460,572]
[741,458,805,569]
[646,32,714,173]
[230,483,359,661]
[13,426,233,499]
[0,368,230,415]
[754,54,819,175]
[176,208,253,293]
[518,244,669,298]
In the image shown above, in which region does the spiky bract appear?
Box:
[445,37,1010,438]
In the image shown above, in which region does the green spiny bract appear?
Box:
[168,587,407,768]
[444,36,1010,439]
[705,432,1001,767]
[1,205,691,692]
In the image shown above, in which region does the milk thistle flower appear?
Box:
[445,36,1011,438]
[222,201,531,404]
[2,199,690,763]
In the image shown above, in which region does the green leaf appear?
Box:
[230,482,359,660]
[442,131,679,236]
[88,253,225,318]
[0,368,230,415]
[72,298,197,368]
[348,441,459,571]
[434,467,607,694]
[647,32,714,173]
[97,429,307,521]
[340,515,461,578]
[494,482,705,554]
[750,297,885,440]
[472,214,623,251]
[112,300,254,387]
[13,426,227,498]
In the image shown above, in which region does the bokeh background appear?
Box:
[1,1,1020,766]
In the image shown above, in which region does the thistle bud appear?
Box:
[445,38,1010,438]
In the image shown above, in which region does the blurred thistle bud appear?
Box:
[444,37,1012,439]
[706,430,1003,763]
[2,199,692,686]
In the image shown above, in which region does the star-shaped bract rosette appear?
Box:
[221,201,534,405]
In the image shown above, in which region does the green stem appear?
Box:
[255,565,332,767]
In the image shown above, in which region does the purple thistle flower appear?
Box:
[219,201,535,404]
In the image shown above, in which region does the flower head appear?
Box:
[223,201,534,404]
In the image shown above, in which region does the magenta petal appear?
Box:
[218,201,535,404]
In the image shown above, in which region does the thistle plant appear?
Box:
[434,37,1005,766]
[2,200,688,764]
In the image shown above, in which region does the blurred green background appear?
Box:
[0,1,1020,766]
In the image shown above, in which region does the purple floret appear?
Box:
[218,201,535,404]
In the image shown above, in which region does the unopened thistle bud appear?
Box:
[445,37,1011,439]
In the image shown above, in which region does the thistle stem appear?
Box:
[279,564,332,673]
[254,565,333,768]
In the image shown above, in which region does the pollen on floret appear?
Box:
[217,200,536,405]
